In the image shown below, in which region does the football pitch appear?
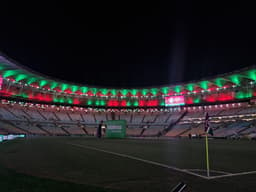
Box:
[0,137,256,192]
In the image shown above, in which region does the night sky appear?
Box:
[0,2,255,88]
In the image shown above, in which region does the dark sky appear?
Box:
[0,2,255,88]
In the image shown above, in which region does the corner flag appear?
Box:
[205,112,213,136]
[204,112,213,177]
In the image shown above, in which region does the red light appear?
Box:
[53,87,62,92]
[43,94,53,102]
[185,97,194,104]
[106,92,113,96]
[64,89,72,94]
[120,100,127,107]
[73,98,80,105]
[117,92,123,97]
[126,92,132,97]
[205,94,217,102]
[75,90,82,95]
[217,93,234,101]
[139,100,146,106]
[34,93,43,101]
[0,75,3,88]
[96,91,103,96]
[86,91,94,96]
[147,100,158,106]
[0,89,13,96]
[167,90,175,96]
[136,92,142,97]
[107,100,119,107]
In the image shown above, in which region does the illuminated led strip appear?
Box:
[0,75,3,89]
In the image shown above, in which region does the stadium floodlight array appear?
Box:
[0,53,256,108]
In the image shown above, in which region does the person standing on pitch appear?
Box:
[97,120,104,138]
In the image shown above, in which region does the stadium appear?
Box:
[1,52,256,192]
[1,3,256,191]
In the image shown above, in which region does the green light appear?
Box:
[214,78,225,87]
[100,100,106,106]
[101,89,108,95]
[235,91,253,99]
[3,70,18,78]
[95,100,100,106]
[90,88,97,95]
[151,88,158,96]
[160,100,165,106]
[133,100,139,107]
[71,85,79,92]
[87,99,93,105]
[247,70,256,81]
[121,89,128,96]
[81,87,88,93]
[142,89,147,96]
[61,84,69,91]
[193,97,201,103]
[39,80,48,87]
[199,81,208,90]
[59,98,66,103]
[111,89,117,96]
[59,98,65,103]
[186,84,194,91]
[131,89,137,95]
[229,75,240,85]
[126,101,131,106]
[54,97,65,103]
[161,87,169,95]
[173,86,181,93]
[15,93,28,98]
[50,82,58,89]
[67,97,73,104]
[15,74,28,81]
[27,77,37,84]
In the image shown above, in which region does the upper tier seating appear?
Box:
[68,112,83,121]
[54,111,71,121]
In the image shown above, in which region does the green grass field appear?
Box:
[1,137,256,192]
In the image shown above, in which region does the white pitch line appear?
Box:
[186,169,232,175]
[67,143,209,179]
[209,170,256,179]
[68,143,256,180]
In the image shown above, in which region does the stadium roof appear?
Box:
[0,52,256,97]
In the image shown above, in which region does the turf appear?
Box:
[1,137,256,192]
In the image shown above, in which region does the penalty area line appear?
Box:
[185,169,232,175]
[67,143,209,180]
[209,170,256,179]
